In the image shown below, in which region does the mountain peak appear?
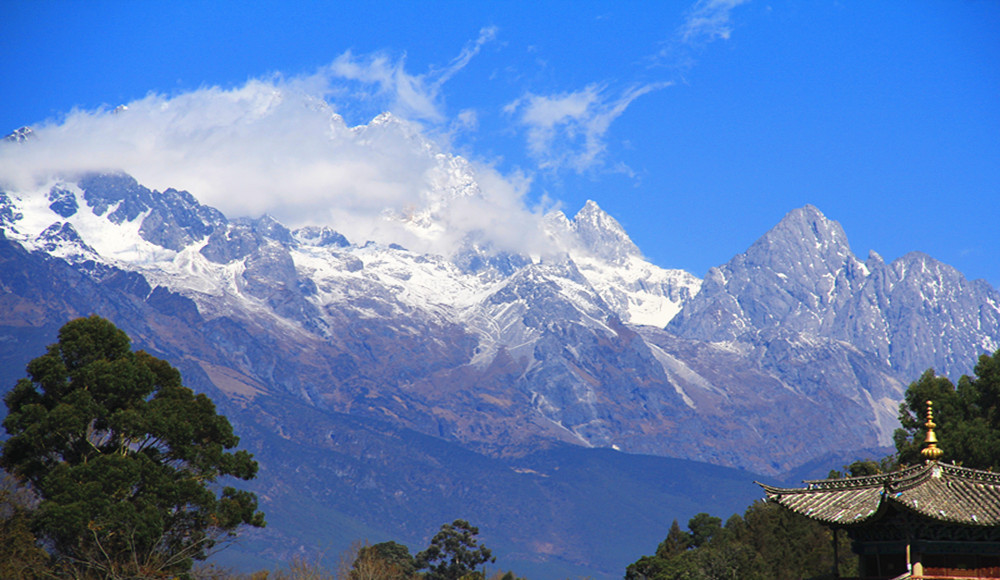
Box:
[571,201,640,262]
[4,126,35,143]
[667,204,866,342]
[746,205,853,270]
[770,205,847,245]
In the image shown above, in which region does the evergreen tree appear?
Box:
[351,541,417,580]
[1,315,265,577]
[894,349,1000,469]
[655,520,690,558]
[416,520,495,580]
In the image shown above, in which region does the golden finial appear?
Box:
[921,400,944,462]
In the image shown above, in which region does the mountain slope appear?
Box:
[668,205,1000,381]
[3,172,997,471]
[0,229,762,579]
[1,162,998,576]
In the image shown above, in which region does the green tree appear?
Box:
[826,456,898,479]
[625,503,855,580]
[416,520,495,580]
[894,349,1000,469]
[351,541,417,580]
[0,315,265,577]
[655,520,690,558]
[685,513,721,549]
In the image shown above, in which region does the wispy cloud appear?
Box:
[0,70,551,258]
[505,83,669,174]
[0,27,559,258]
[677,0,750,45]
[327,26,497,125]
[504,0,747,175]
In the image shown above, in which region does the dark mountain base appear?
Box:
[214,402,768,579]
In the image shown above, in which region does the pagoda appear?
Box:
[759,402,1000,579]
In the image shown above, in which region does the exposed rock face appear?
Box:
[0,170,997,578]
[668,205,1000,381]
[3,174,998,472]
[573,200,641,263]
[78,173,226,251]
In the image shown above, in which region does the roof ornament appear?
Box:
[921,400,944,462]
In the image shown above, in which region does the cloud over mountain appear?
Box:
[0,72,552,258]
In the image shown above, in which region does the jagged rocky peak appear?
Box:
[293,226,350,248]
[842,249,1000,380]
[37,222,95,257]
[746,204,854,269]
[667,205,868,341]
[451,235,532,277]
[889,251,966,286]
[250,214,294,244]
[78,172,151,218]
[352,111,426,148]
[544,209,572,230]
[725,204,869,293]
[200,214,294,264]
[572,200,641,262]
[866,250,885,271]
[4,126,35,143]
[72,172,227,252]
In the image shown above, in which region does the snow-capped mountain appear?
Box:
[4,165,997,474]
[668,205,1000,381]
[2,119,999,576]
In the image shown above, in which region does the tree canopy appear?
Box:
[894,349,1000,469]
[625,503,854,580]
[350,541,418,580]
[625,349,1000,579]
[416,519,495,580]
[0,315,265,577]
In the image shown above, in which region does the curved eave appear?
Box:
[759,462,1000,528]
[888,469,1000,526]
[758,482,885,526]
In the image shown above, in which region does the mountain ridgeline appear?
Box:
[0,165,998,577]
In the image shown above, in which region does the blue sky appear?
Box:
[2,1,998,286]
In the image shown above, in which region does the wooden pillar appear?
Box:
[832,527,840,578]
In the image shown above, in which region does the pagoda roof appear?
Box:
[759,462,1000,527]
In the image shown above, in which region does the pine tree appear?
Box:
[1,316,265,577]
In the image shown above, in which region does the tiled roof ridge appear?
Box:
[799,463,926,491]
[885,463,936,492]
[939,461,1000,483]
[759,461,1000,527]
[786,462,1000,493]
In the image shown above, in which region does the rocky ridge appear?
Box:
[2,121,999,575]
[1,171,995,474]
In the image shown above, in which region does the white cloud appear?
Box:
[327,26,497,125]
[677,0,750,46]
[505,82,668,173]
[502,0,747,175]
[0,28,555,259]
[0,71,550,259]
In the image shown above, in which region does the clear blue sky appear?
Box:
[2,1,998,286]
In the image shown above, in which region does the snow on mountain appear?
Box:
[0,159,712,470]
[542,201,700,327]
[5,111,1000,578]
[572,200,641,262]
[669,204,1000,381]
[2,123,998,476]
[3,126,34,143]
[0,161,694,346]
